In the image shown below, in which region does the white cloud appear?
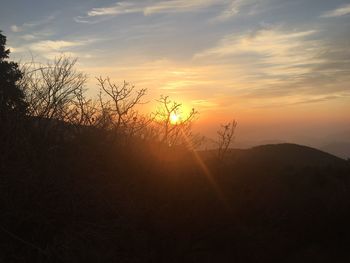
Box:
[143,0,218,15]
[7,46,22,53]
[212,0,268,22]
[29,40,84,52]
[10,40,87,59]
[215,0,250,21]
[215,2,240,20]
[10,15,56,33]
[11,25,22,32]
[192,26,350,105]
[321,4,350,18]
[191,27,336,102]
[77,0,268,24]
[76,0,221,21]
[194,28,320,75]
[87,2,141,17]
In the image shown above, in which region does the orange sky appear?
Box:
[3,0,350,147]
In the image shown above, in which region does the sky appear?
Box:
[1,0,350,147]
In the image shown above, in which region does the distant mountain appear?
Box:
[230,143,346,167]
[321,142,350,160]
[234,139,286,149]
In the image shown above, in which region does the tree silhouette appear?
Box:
[96,76,147,135]
[23,56,87,121]
[0,31,26,120]
[154,95,198,147]
[216,119,237,160]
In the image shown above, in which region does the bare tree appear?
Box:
[66,86,99,131]
[154,95,198,147]
[122,109,153,139]
[96,76,148,138]
[22,56,87,122]
[21,56,202,147]
[216,120,237,160]
[20,56,88,140]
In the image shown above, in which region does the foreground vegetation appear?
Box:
[1,31,350,262]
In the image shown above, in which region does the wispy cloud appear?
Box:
[191,99,218,108]
[75,0,269,24]
[5,0,349,113]
[191,26,350,107]
[29,40,84,52]
[321,4,350,18]
[10,15,56,33]
[21,34,37,41]
[10,25,21,33]
[75,0,222,23]
[143,0,219,15]
[87,2,141,17]
[194,28,319,76]
[215,0,242,21]
[10,39,90,60]
[213,0,265,21]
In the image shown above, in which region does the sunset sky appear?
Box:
[1,0,350,147]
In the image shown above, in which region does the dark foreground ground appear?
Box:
[1,124,350,262]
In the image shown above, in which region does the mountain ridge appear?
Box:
[225,143,347,167]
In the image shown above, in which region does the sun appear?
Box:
[170,112,180,124]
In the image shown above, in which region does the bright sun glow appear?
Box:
[170,112,180,124]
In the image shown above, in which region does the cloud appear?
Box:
[75,0,222,22]
[321,4,350,18]
[29,40,84,52]
[143,0,218,15]
[10,25,21,32]
[21,34,37,41]
[10,39,89,60]
[10,15,56,33]
[7,46,22,54]
[213,0,264,21]
[191,26,350,107]
[215,1,241,21]
[31,40,92,59]
[191,99,218,108]
[75,0,271,24]
[10,16,57,49]
[87,2,141,17]
[194,28,319,75]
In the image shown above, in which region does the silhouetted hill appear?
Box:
[321,142,350,160]
[229,143,346,167]
[2,124,350,262]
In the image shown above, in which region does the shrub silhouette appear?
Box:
[216,119,237,161]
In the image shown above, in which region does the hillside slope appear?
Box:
[321,142,350,159]
[229,143,346,167]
